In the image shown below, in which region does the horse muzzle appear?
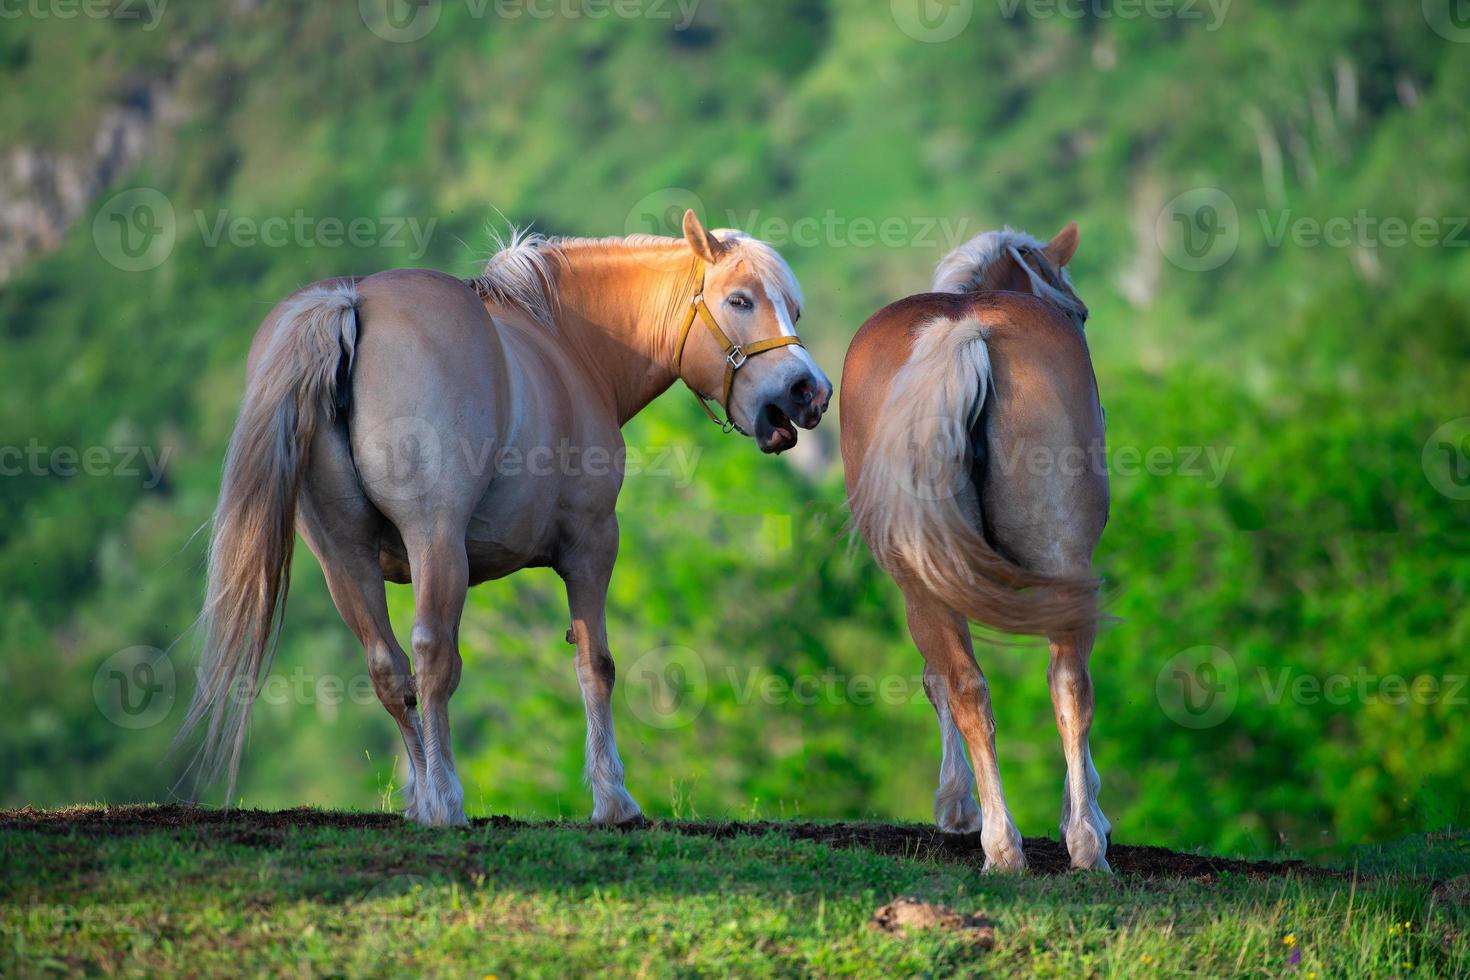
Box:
[754,371,833,454]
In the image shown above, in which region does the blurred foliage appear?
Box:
[1,0,1467,856]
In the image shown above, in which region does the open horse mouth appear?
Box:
[757,403,800,454]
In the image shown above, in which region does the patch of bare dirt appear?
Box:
[870,896,995,948]
[0,805,1340,880]
[662,818,1339,880]
[1433,875,1470,907]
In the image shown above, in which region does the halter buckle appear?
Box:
[726,346,748,370]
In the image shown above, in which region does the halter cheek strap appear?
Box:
[671,263,805,432]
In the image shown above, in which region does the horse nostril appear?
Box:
[789,377,815,406]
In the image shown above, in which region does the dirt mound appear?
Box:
[1433,875,1470,906]
[0,804,1337,880]
[666,817,1337,879]
[870,897,996,948]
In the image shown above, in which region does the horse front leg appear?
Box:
[560,517,643,825]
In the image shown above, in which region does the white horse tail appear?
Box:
[173,282,360,802]
[849,314,1099,635]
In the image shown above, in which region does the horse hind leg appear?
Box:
[298,443,429,821]
[315,548,429,820]
[403,527,470,828]
[922,662,983,835]
[1049,625,1111,871]
[905,590,1026,873]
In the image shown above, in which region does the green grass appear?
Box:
[2,809,1467,977]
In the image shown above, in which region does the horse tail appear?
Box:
[849,313,1100,635]
[173,282,360,803]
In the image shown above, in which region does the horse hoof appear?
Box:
[983,851,1028,875]
[935,795,984,836]
[590,789,644,827]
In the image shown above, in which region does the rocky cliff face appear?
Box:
[0,82,175,285]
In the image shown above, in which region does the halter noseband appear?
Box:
[671,261,805,432]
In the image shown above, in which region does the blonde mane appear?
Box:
[470,225,803,330]
[931,227,1085,321]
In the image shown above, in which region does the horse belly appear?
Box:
[463,475,563,582]
[373,483,557,584]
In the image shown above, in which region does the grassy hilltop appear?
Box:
[2,1,1469,858]
[3,807,1469,976]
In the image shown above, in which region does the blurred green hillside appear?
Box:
[2,0,1468,857]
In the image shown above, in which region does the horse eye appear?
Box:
[728,293,753,310]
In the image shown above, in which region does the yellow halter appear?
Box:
[671,262,805,432]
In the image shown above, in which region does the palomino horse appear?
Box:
[177,211,832,827]
[841,223,1111,872]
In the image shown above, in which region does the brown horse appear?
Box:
[176,211,832,827]
[840,223,1111,872]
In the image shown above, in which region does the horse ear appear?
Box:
[1044,221,1080,268]
[682,209,728,264]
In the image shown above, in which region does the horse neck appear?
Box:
[550,242,701,426]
